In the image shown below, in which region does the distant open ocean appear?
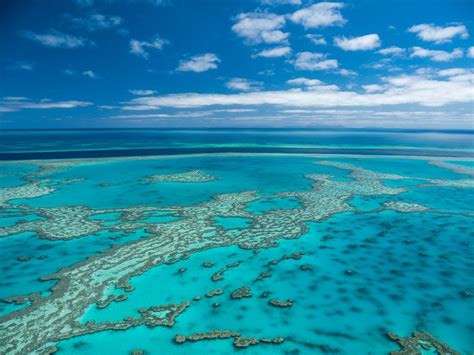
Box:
[1,128,473,159]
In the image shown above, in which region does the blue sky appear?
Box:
[1,0,473,129]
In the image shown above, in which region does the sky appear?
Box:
[0,0,473,129]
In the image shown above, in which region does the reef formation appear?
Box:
[0,157,471,353]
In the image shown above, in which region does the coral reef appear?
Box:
[386,331,460,355]
[0,157,471,353]
[205,289,224,298]
[143,170,216,184]
[230,287,252,299]
[382,201,429,213]
[173,330,284,349]
[268,252,305,266]
[268,299,294,308]
[211,261,242,282]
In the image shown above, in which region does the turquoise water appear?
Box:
[0,152,473,354]
[61,211,473,354]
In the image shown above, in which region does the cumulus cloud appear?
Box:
[255,46,291,57]
[410,46,463,62]
[289,78,339,92]
[82,70,97,78]
[67,13,122,31]
[129,89,157,96]
[468,46,474,58]
[378,46,405,56]
[129,35,167,59]
[0,97,93,112]
[306,34,327,45]
[436,68,473,83]
[287,77,324,87]
[177,53,220,72]
[121,69,473,110]
[334,34,381,51]
[286,77,339,91]
[362,84,384,93]
[338,69,357,76]
[408,23,469,44]
[226,78,263,91]
[232,12,288,45]
[21,30,91,48]
[292,52,338,71]
[290,2,346,29]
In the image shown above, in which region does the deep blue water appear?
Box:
[0,129,473,159]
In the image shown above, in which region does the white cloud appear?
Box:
[8,62,33,71]
[287,77,324,86]
[0,97,93,112]
[468,46,474,58]
[290,2,346,29]
[408,23,469,44]
[232,12,288,45]
[292,52,338,71]
[129,89,157,96]
[255,46,291,57]
[305,34,327,45]
[334,34,381,51]
[82,70,97,79]
[362,84,384,93]
[260,0,301,4]
[410,46,463,62]
[436,68,474,82]
[286,77,339,91]
[338,69,357,76]
[258,69,275,76]
[121,70,473,110]
[177,53,220,72]
[68,13,122,31]
[437,68,470,77]
[226,78,263,91]
[112,108,258,120]
[21,30,91,48]
[129,35,167,59]
[378,46,405,56]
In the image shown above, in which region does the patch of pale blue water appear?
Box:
[137,212,181,224]
[0,300,31,317]
[349,195,388,211]
[0,213,44,227]
[214,216,252,229]
[68,211,473,354]
[245,196,301,215]
[88,212,123,221]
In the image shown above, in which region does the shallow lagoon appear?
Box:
[0,153,473,354]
